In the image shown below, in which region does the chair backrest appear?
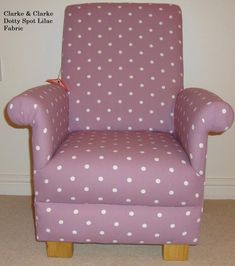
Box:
[61,3,183,132]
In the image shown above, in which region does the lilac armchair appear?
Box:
[7,3,234,261]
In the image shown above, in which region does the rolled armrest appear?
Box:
[174,88,234,174]
[7,84,69,170]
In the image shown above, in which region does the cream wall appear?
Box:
[1,0,235,197]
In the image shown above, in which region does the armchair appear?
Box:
[7,3,234,261]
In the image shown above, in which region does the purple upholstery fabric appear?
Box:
[175,88,234,174]
[35,202,201,245]
[6,3,234,247]
[7,85,69,169]
[35,131,203,206]
[62,3,183,132]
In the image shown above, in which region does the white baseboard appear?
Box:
[0,174,235,199]
[204,176,235,199]
[0,174,32,195]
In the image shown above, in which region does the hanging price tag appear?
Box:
[46,78,68,91]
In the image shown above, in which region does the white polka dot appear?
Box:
[46,228,51,233]
[70,176,76,182]
[169,167,175,173]
[57,187,62,192]
[127,232,132,236]
[155,178,161,184]
[142,223,148,228]
[186,211,191,216]
[57,165,62,171]
[182,231,187,236]
[141,166,147,172]
[9,103,14,109]
[129,211,134,216]
[127,177,132,183]
[101,209,106,215]
[84,164,90,169]
[112,188,118,193]
[222,109,227,114]
[169,190,174,195]
[99,230,105,235]
[157,212,163,218]
[140,189,146,194]
[46,208,51,213]
[170,223,176,228]
[199,143,204,148]
[112,165,118,170]
[184,181,189,186]
[58,220,64,225]
[114,222,119,227]
[73,209,79,214]
[43,128,48,134]
[84,187,89,192]
[86,220,92,225]
[35,145,40,151]
[98,176,104,182]
[33,104,38,109]
[72,230,78,235]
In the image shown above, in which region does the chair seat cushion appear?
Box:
[36,131,203,207]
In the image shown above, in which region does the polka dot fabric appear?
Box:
[6,3,234,249]
[61,3,183,132]
[7,85,69,169]
[35,131,204,207]
[35,202,201,245]
[175,88,234,174]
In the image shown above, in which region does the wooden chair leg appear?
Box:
[163,244,189,261]
[46,242,73,258]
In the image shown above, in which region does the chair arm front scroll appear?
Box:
[7,84,69,170]
[174,88,234,174]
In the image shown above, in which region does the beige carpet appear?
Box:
[0,196,235,266]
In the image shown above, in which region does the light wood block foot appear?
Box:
[46,242,73,258]
[163,244,189,261]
